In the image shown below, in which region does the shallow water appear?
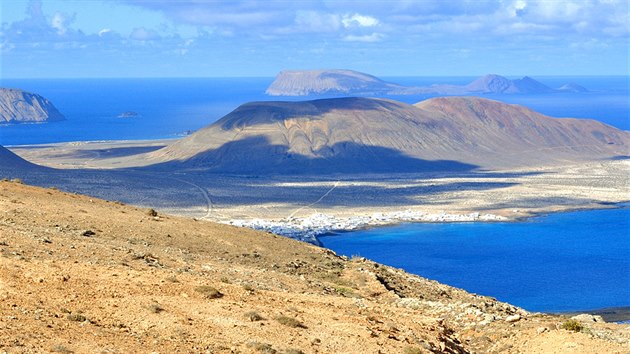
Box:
[319,207,630,313]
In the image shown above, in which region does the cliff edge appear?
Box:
[0,88,65,123]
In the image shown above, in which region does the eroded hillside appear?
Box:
[1,180,629,353]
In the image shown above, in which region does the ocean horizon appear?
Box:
[1,76,628,146]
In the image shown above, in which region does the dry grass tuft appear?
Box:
[275,315,306,328]
[195,285,223,299]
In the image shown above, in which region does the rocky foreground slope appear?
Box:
[0,88,65,123]
[1,180,629,353]
[143,96,629,173]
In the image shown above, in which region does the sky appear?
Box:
[1,0,628,78]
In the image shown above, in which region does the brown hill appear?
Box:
[144,97,629,174]
[2,179,629,353]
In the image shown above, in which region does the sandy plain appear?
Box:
[8,139,629,241]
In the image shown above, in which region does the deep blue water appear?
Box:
[319,207,630,313]
[0,78,273,145]
[0,76,628,145]
[1,77,628,313]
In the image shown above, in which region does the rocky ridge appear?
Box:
[0,88,65,123]
[141,96,629,173]
[265,70,587,96]
[1,180,629,353]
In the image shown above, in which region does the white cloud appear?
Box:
[293,11,341,33]
[0,41,16,53]
[50,12,74,35]
[98,28,112,37]
[342,32,384,42]
[130,27,161,41]
[342,13,379,28]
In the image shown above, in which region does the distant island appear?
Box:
[266,69,589,96]
[0,88,65,123]
[117,111,140,118]
[265,69,403,96]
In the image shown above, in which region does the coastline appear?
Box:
[307,205,630,322]
[558,307,630,324]
[224,202,630,245]
[225,210,509,244]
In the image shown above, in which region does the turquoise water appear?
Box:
[319,207,630,314]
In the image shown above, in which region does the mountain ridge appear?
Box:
[265,69,403,96]
[0,88,65,124]
[266,69,588,96]
[142,96,628,174]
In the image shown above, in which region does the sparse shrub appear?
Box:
[66,312,87,322]
[334,286,356,297]
[283,350,305,354]
[165,276,179,283]
[220,276,230,283]
[403,347,423,354]
[247,342,276,354]
[147,208,158,217]
[195,285,223,299]
[245,311,264,322]
[51,344,74,353]
[561,319,584,332]
[275,315,306,328]
[243,284,255,292]
[148,303,164,313]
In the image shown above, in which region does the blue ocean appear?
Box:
[0,76,628,145]
[1,76,628,315]
[320,207,630,314]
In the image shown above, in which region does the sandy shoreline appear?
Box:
[7,139,630,243]
[224,203,628,244]
[226,210,509,244]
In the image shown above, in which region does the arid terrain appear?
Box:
[8,140,630,230]
[1,180,630,353]
[5,96,629,236]
[2,94,629,352]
